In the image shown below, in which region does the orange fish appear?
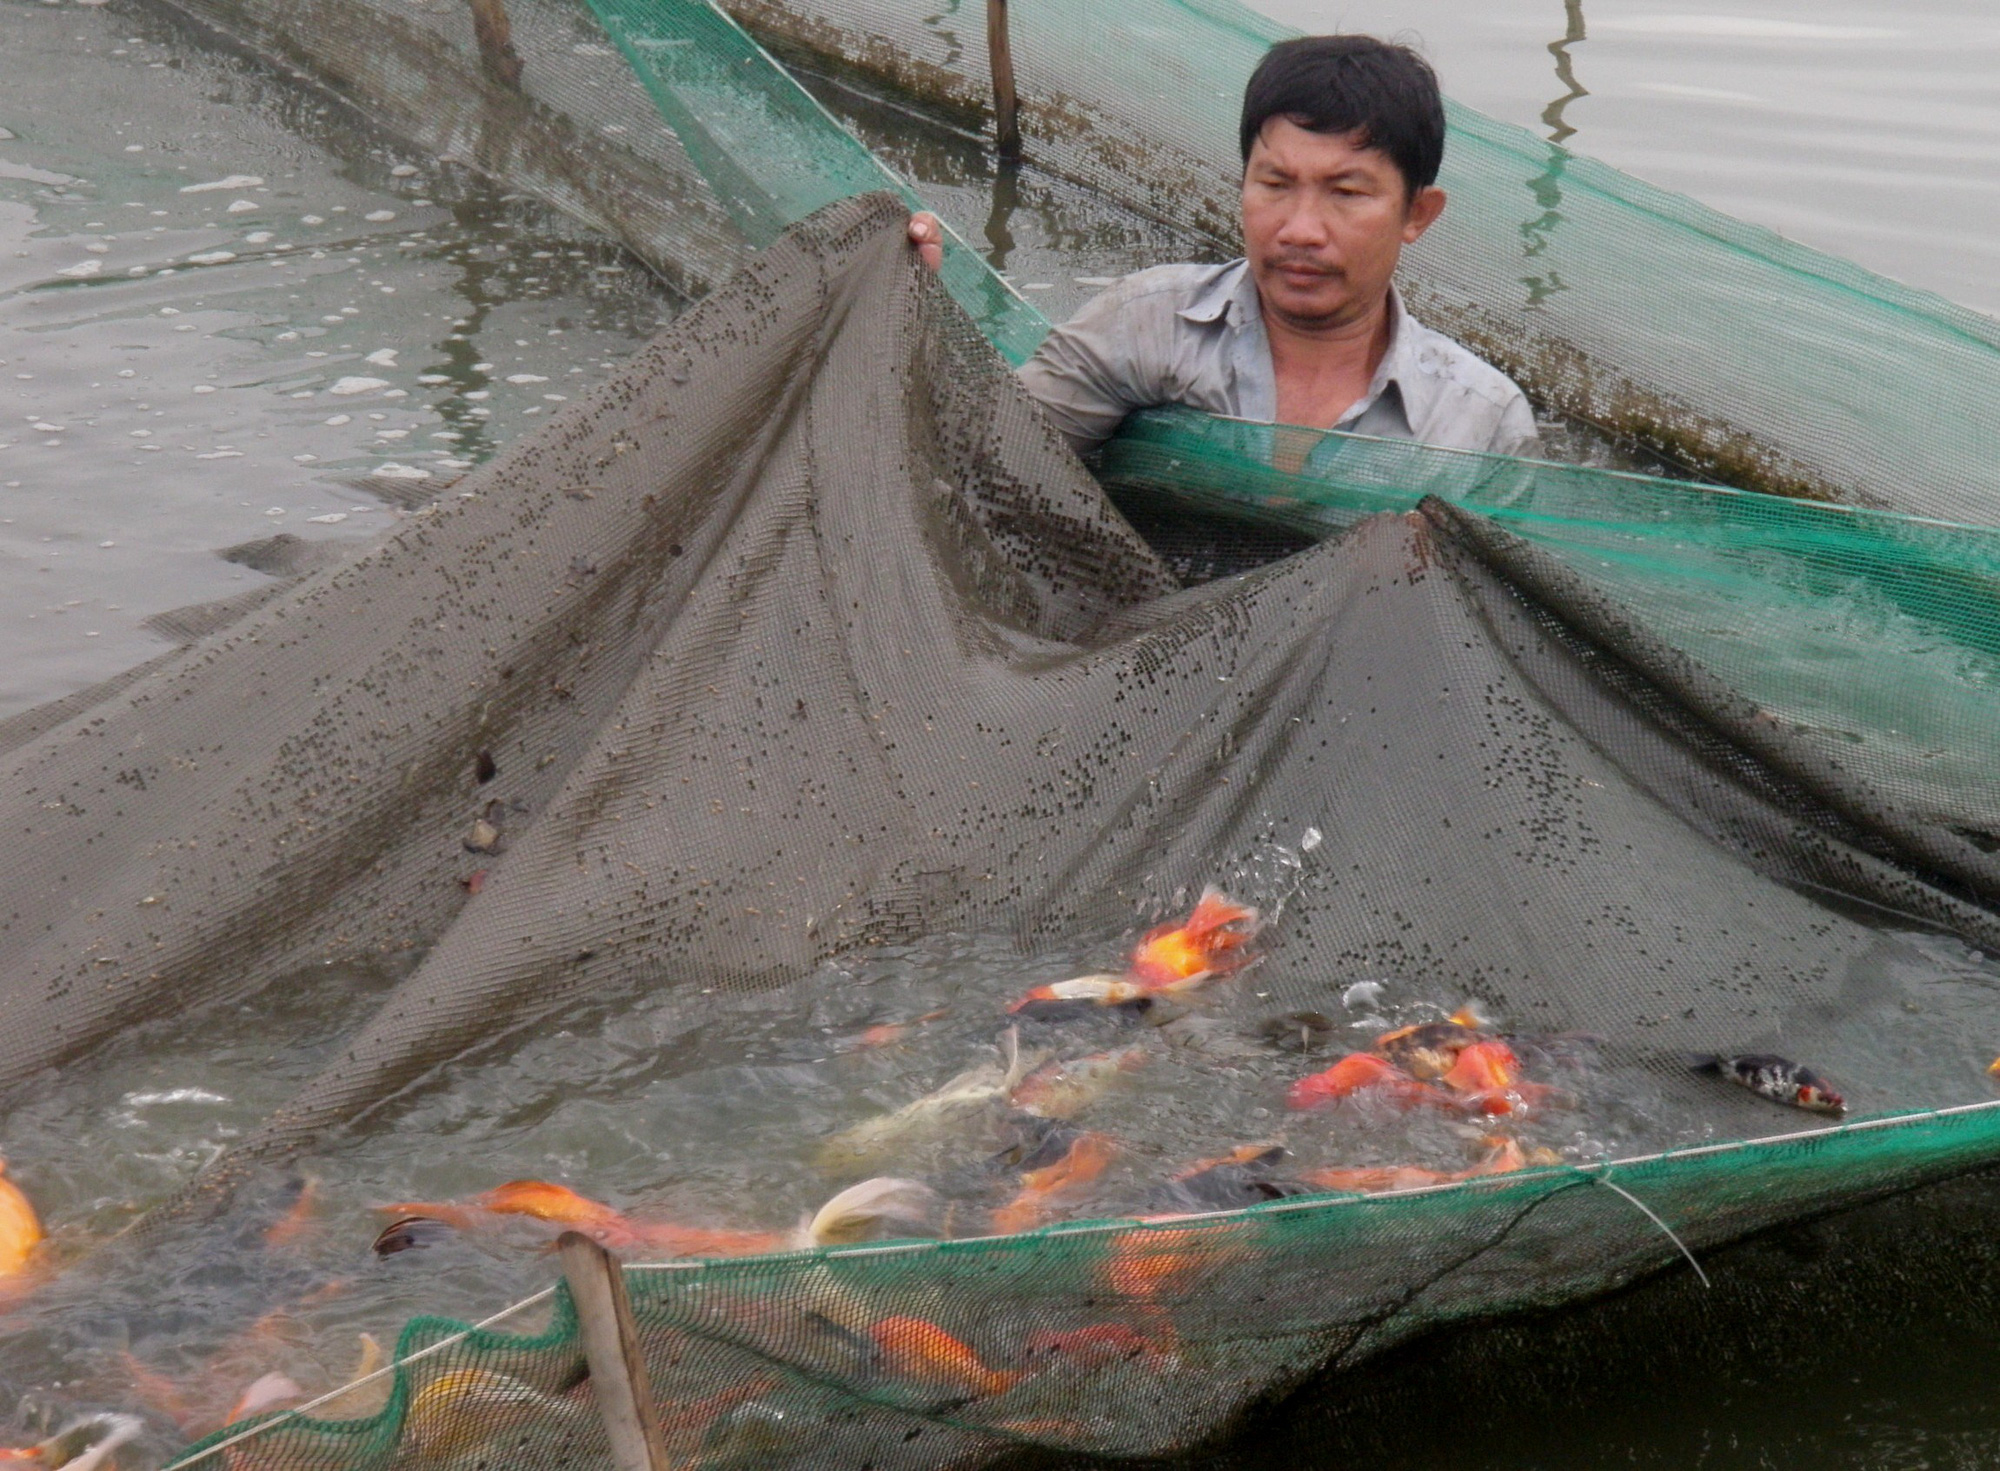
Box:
[1438,1041,1568,1117]
[1022,1322,1168,1370]
[844,1009,949,1052]
[377,1180,641,1247]
[380,1177,934,1260]
[990,1132,1116,1235]
[868,1316,1021,1399]
[1442,1039,1519,1094]
[1127,887,1259,991]
[0,1159,43,1279]
[1286,1053,1452,1111]
[1988,1055,2000,1077]
[1100,1225,1211,1303]
[1305,1164,1457,1194]
[262,1176,322,1251]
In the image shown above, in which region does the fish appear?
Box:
[842,1009,949,1052]
[0,1158,44,1278]
[1006,974,1153,1022]
[990,1132,1116,1235]
[1127,887,1259,992]
[376,1178,637,1246]
[1305,1164,1457,1194]
[1438,1038,1563,1116]
[404,1368,583,1461]
[1692,1054,1845,1113]
[380,1177,936,1259]
[225,1372,306,1426]
[1285,1052,1453,1111]
[0,1415,142,1470]
[1008,1047,1147,1119]
[1988,1055,1999,1077]
[262,1175,321,1250]
[1374,1009,1490,1080]
[1021,1322,1175,1372]
[1255,1011,1337,1053]
[867,1316,1021,1400]
[816,1029,1035,1171]
[371,1215,459,1257]
[1159,1144,1301,1210]
[1305,1137,1559,1195]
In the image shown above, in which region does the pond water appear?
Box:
[2,0,1998,1466]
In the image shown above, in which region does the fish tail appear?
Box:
[1688,1055,1724,1074]
[1184,887,1257,942]
[808,1177,937,1247]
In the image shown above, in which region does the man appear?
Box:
[909,35,1538,459]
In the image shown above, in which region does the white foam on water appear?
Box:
[505,373,547,384]
[225,199,257,214]
[364,348,398,366]
[363,209,395,223]
[55,260,102,278]
[322,414,352,426]
[372,463,430,480]
[306,512,347,523]
[122,1087,230,1106]
[180,174,263,193]
[416,374,448,384]
[185,250,237,266]
[328,376,389,396]
[389,164,419,178]
[243,230,273,244]
[191,384,216,395]
[300,214,324,225]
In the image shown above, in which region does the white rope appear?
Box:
[1589,1174,1710,1289]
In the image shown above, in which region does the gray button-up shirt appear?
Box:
[1018,260,1539,459]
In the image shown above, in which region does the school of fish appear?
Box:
[2,885,1993,1464]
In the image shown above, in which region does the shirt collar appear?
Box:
[1178,263,1410,373]
[1176,259,1259,329]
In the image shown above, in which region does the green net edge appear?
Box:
[160,1096,2000,1468]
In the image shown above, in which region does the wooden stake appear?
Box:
[466,0,526,90]
[557,1231,671,1471]
[987,0,1021,159]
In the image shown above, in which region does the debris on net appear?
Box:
[6,196,2000,1468]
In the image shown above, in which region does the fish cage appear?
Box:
[4,0,2000,1466]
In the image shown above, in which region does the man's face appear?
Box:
[1241,117,1445,332]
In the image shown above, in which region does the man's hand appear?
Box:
[907,211,944,273]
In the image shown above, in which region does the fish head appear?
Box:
[1795,1082,1845,1113]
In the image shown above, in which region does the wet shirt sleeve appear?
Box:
[1017,276,1186,456]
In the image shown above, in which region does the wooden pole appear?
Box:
[465,0,526,90]
[987,0,1021,159]
[557,1231,671,1471]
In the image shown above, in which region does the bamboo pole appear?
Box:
[465,0,525,89]
[987,0,1021,158]
[557,1232,671,1471]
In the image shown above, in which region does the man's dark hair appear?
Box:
[1239,35,1446,196]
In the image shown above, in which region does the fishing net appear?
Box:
[10,0,2000,1461]
[0,192,1993,1468]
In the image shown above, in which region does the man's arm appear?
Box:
[909,212,1170,457]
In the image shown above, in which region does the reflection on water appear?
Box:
[1539,0,1588,145]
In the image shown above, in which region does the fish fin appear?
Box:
[809,1178,938,1246]
[1185,887,1258,940]
[1448,1000,1495,1030]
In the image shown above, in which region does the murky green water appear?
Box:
[4,0,2000,1465]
